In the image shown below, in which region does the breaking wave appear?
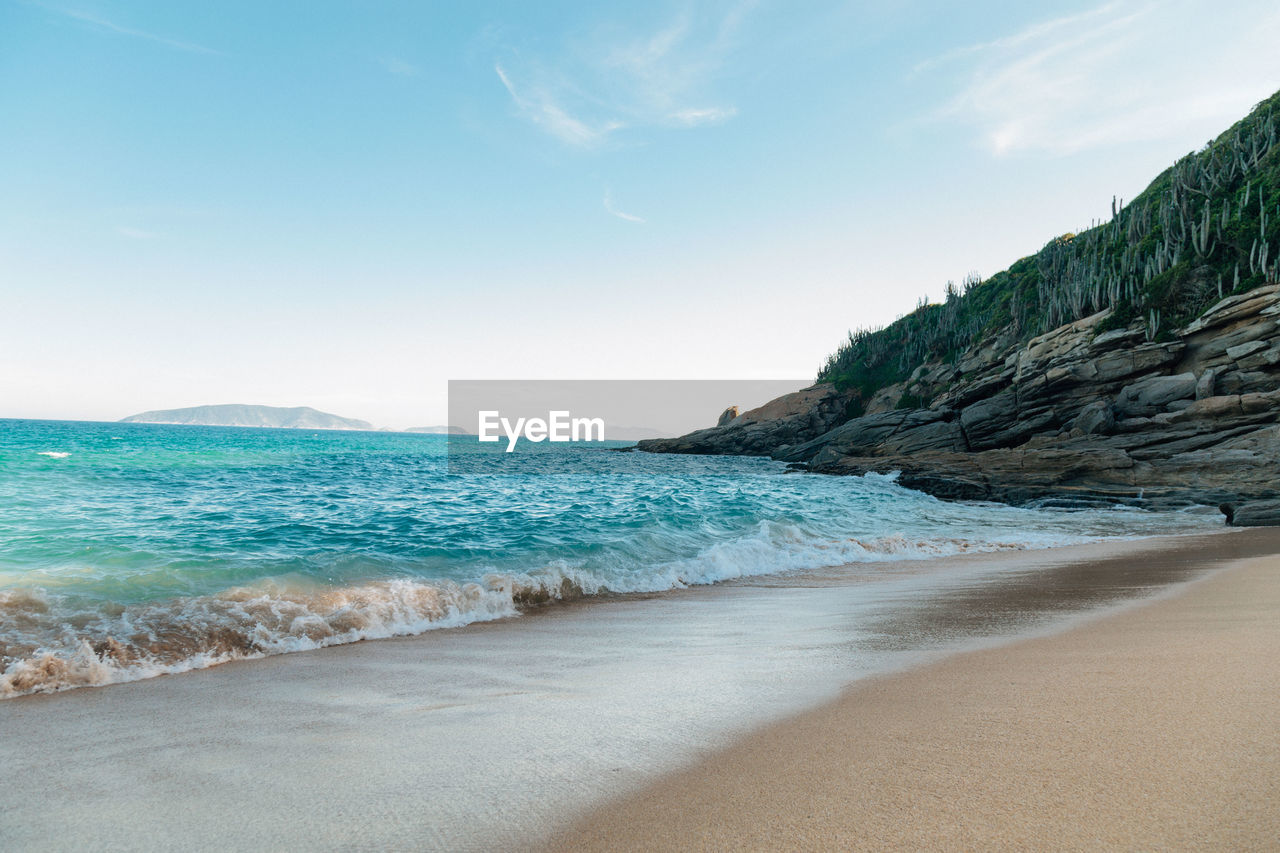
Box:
[0,578,515,696]
[0,523,1184,698]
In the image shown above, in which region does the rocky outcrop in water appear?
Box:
[639,285,1280,517]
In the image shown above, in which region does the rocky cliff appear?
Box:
[640,92,1280,526]
[638,285,1280,524]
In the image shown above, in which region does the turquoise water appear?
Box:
[0,418,1218,696]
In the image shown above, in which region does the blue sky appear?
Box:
[3,0,1280,428]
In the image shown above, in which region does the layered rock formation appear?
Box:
[639,284,1280,522]
[639,384,852,457]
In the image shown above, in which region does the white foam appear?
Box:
[0,579,519,697]
[37,451,70,459]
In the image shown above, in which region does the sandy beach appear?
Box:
[13,11,1280,853]
[2,529,1277,851]
[545,536,1280,851]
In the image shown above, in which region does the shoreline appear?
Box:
[1,521,1228,700]
[542,533,1280,851]
[1,530,1276,850]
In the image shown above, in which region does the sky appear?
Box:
[3,0,1280,429]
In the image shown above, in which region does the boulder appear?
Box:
[1218,370,1276,395]
[1114,373,1196,417]
[1236,343,1280,371]
[1179,285,1280,335]
[1228,499,1280,527]
[716,406,739,427]
[958,389,1021,450]
[1075,401,1115,435]
[1226,340,1268,361]
[1091,342,1184,384]
[1195,368,1219,400]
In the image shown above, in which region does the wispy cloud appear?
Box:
[378,56,419,77]
[495,64,623,147]
[603,190,645,223]
[48,6,220,55]
[917,0,1280,156]
[116,226,158,240]
[910,3,1121,78]
[669,106,737,126]
[492,4,748,148]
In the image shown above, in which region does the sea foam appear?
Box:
[0,522,1210,698]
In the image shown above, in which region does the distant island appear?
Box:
[120,404,372,430]
[404,425,471,435]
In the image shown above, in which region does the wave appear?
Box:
[0,579,517,697]
[36,451,70,459]
[0,523,1144,698]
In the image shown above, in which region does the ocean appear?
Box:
[0,418,1221,697]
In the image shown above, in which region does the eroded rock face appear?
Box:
[640,284,1280,518]
[716,406,740,427]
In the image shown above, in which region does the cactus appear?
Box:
[1145,309,1161,342]
[818,92,1280,395]
[1192,201,1216,256]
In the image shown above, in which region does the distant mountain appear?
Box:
[120,404,372,430]
[404,425,471,435]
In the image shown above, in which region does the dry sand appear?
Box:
[544,550,1280,851]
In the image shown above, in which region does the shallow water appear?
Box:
[0,418,1222,695]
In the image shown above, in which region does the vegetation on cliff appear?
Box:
[820,89,1280,412]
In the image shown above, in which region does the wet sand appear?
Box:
[544,533,1280,851]
[2,529,1277,850]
